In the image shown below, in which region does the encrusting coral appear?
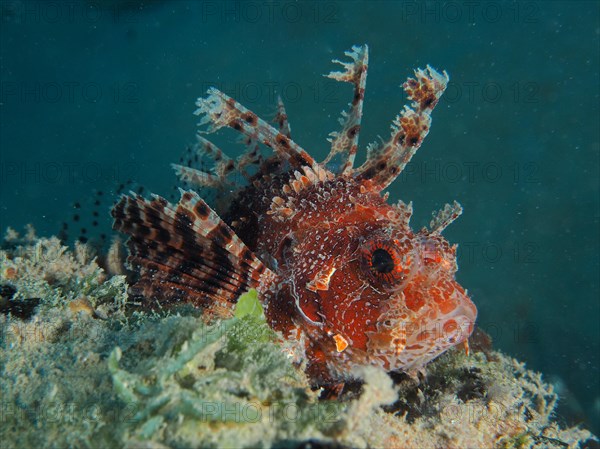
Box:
[0,231,596,448]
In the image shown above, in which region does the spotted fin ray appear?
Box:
[195,87,331,180]
[111,189,276,309]
[322,44,369,174]
[355,66,449,189]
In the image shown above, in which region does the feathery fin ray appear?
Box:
[355,65,449,190]
[273,95,291,138]
[429,201,463,234]
[195,87,331,180]
[111,190,276,307]
[322,44,369,174]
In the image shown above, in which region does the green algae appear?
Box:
[107,292,346,448]
[0,234,597,449]
[233,289,263,319]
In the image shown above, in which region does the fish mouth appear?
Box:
[384,285,477,371]
[443,299,477,346]
[430,285,478,347]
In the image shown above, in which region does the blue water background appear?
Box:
[1,0,598,433]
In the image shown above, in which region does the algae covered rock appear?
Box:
[0,234,597,449]
[108,293,346,448]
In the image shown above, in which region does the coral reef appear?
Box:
[0,231,597,448]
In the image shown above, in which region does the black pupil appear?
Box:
[371,249,395,274]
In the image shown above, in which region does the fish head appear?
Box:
[291,194,477,375]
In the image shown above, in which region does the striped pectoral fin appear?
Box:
[111,190,276,308]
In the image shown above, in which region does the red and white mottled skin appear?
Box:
[114,45,478,386]
[214,46,476,383]
[225,170,476,383]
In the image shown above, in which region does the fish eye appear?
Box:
[362,240,407,286]
[371,248,395,274]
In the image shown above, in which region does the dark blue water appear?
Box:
[1,0,598,433]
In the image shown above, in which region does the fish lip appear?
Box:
[447,290,478,343]
[388,287,477,371]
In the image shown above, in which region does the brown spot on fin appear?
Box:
[428,201,463,234]
[195,87,330,181]
[173,135,243,189]
[273,95,291,138]
[171,163,223,188]
[322,44,369,175]
[356,65,448,190]
[235,135,263,178]
[112,190,276,309]
[387,200,413,228]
